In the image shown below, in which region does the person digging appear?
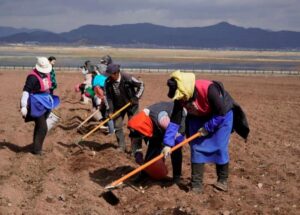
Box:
[127,101,186,184]
[90,64,114,135]
[162,70,249,193]
[105,64,144,152]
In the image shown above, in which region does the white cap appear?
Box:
[35,57,52,74]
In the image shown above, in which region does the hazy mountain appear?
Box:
[1,22,300,49]
[0,31,68,43]
[0,26,47,38]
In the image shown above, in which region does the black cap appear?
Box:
[106,64,120,75]
[167,78,177,99]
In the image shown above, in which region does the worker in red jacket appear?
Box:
[128,101,186,183]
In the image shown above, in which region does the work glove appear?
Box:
[161,146,171,159]
[199,127,209,136]
[130,97,139,105]
[21,107,28,118]
[94,97,102,109]
[175,133,185,144]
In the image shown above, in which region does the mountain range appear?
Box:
[0,22,300,50]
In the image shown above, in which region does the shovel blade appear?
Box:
[104,182,123,191]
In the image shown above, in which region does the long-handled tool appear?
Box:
[76,102,131,145]
[76,109,100,130]
[104,131,202,190]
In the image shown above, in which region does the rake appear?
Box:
[75,102,131,147]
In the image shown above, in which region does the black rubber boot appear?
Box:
[214,163,229,191]
[33,114,47,155]
[171,147,182,184]
[191,163,204,193]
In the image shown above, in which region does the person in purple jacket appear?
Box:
[162,70,249,193]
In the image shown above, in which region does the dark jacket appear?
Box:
[105,72,144,112]
[213,81,250,141]
[171,80,250,141]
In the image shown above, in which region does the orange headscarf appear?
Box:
[128,111,153,137]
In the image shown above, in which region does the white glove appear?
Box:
[143,108,150,116]
[199,127,209,136]
[161,146,171,158]
[94,97,101,109]
[21,107,28,118]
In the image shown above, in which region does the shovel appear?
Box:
[75,102,131,146]
[76,109,100,130]
[104,131,202,190]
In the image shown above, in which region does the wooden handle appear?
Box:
[81,102,131,141]
[76,109,100,129]
[109,132,201,187]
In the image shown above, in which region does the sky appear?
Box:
[0,0,299,33]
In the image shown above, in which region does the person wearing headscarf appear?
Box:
[163,70,249,193]
[20,57,60,155]
[127,101,186,183]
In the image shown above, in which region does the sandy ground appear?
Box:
[0,70,299,215]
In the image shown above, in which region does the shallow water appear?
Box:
[1,57,299,71]
[0,50,300,71]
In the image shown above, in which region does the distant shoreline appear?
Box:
[0,45,299,71]
[1,68,299,76]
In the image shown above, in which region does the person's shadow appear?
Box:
[57,116,101,132]
[56,115,83,131]
[90,165,176,190]
[57,141,116,152]
[89,165,135,187]
[0,141,33,153]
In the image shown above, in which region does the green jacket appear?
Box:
[50,69,57,91]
